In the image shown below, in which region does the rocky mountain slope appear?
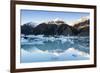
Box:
[21,18,90,36]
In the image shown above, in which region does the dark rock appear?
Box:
[78,26,89,36]
[73,19,90,36]
[21,23,34,35]
[74,19,89,29]
[57,24,73,36]
[33,23,74,36]
[21,19,90,36]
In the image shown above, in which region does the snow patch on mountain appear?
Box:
[41,18,67,25]
[23,22,39,27]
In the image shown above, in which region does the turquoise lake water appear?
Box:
[21,35,89,63]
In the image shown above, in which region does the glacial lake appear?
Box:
[21,35,90,63]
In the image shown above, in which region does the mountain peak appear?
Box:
[44,18,66,25]
[73,16,89,25]
[23,22,38,27]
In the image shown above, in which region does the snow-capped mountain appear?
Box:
[73,16,90,29]
[73,16,90,36]
[67,16,89,26]
[21,16,90,36]
[21,22,38,35]
[23,22,38,27]
[73,16,89,25]
[43,18,66,25]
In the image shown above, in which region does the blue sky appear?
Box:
[21,10,89,25]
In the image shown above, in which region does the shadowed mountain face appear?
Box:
[21,19,89,36]
[33,23,75,36]
[33,23,57,35]
[73,19,89,36]
[21,23,34,35]
[78,26,89,36]
[74,19,89,29]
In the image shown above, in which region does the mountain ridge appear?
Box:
[21,18,89,36]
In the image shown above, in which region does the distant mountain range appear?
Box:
[21,17,89,36]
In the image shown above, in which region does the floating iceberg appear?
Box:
[21,35,89,63]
